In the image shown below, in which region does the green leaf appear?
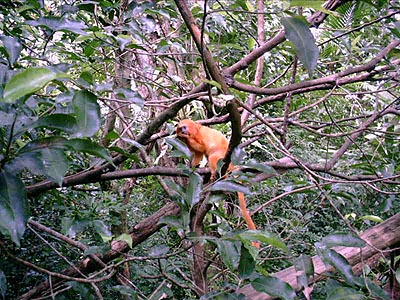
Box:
[251,275,296,300]
[321,233,366,248]
[244,160,277,175]
[0,270,7,299]
[115,233,133,248]
[1,35,22,65]
[236,230,288,252]
[39,147,68,186]
[209,180,251,195]
[216,240,241,271]
[359,215,383,223]
[326,286,366,300]
[92,220,112,242]
[238,245,256,279]
[165,137,193,160]
[281,16,319,76]
[149,245,170,257]
[32,114,78,134]
[114,87,144,107]
[186,173,203,207]
[65,139,112,163]
[294,254,314,287]
[72,90,101,137]
[316,243,356,285]
[353,277,390,300]
[0,171,29,246]
[289,0,336,15]
[3,67,65,103]
[26,17,88,35]
[14,137,68,185]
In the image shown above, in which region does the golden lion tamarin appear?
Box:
[176,119,259,248]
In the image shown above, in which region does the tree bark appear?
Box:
[238,213,400,300]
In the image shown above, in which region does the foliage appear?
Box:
[0,0,399,299]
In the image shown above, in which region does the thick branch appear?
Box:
[239,213,400,299]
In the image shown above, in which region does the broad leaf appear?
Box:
[236,230,288,252]
[251,276,296,300]
[33,114,78,134]
[115,233,132,248]
[281,16,319,76]
[321,233,365,248]
[326,286,365,300]
[244,160,277,175]
[186,172,203,206]
[238,245,256,279]
[165,137,193,160]
[0,171,29,246]
[216,240,241,271]
[294,254,314,287]
[353,277,390,300]
[290,0,335,15]
[114,87,144,107]
[39,148,68,186]
[149,245,170,257]
[3,67,66,103]
[66,139,112,162]
[72,90,101,137]
[316,243,356,285]
[1,35,22,65]
[26,17,88,35]
[209,180,251,195]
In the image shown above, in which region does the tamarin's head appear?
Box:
[176,119,199,138]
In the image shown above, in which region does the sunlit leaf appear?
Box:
[0,171,29,246]
[209,180,251,195]
[1,35,22,65]
[115,233,132,248]
[3,67,67,103]
[72,90,101,137]
[281,16,319,76]
[165,137,193,159]
[216,240,241,271]
[92,220,113,242]
[321,233,366,248]
[251,275,296,300]
[359,215,383,223]
[289,0,336,15]
[26,17,88,35]
[236,230,288,252]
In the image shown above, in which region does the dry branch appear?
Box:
[239,213,400,300]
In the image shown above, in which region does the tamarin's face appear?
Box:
[176,119,198,139]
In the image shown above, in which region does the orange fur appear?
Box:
[176,119,259,248]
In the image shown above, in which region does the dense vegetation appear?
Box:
[0,0,399,299]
